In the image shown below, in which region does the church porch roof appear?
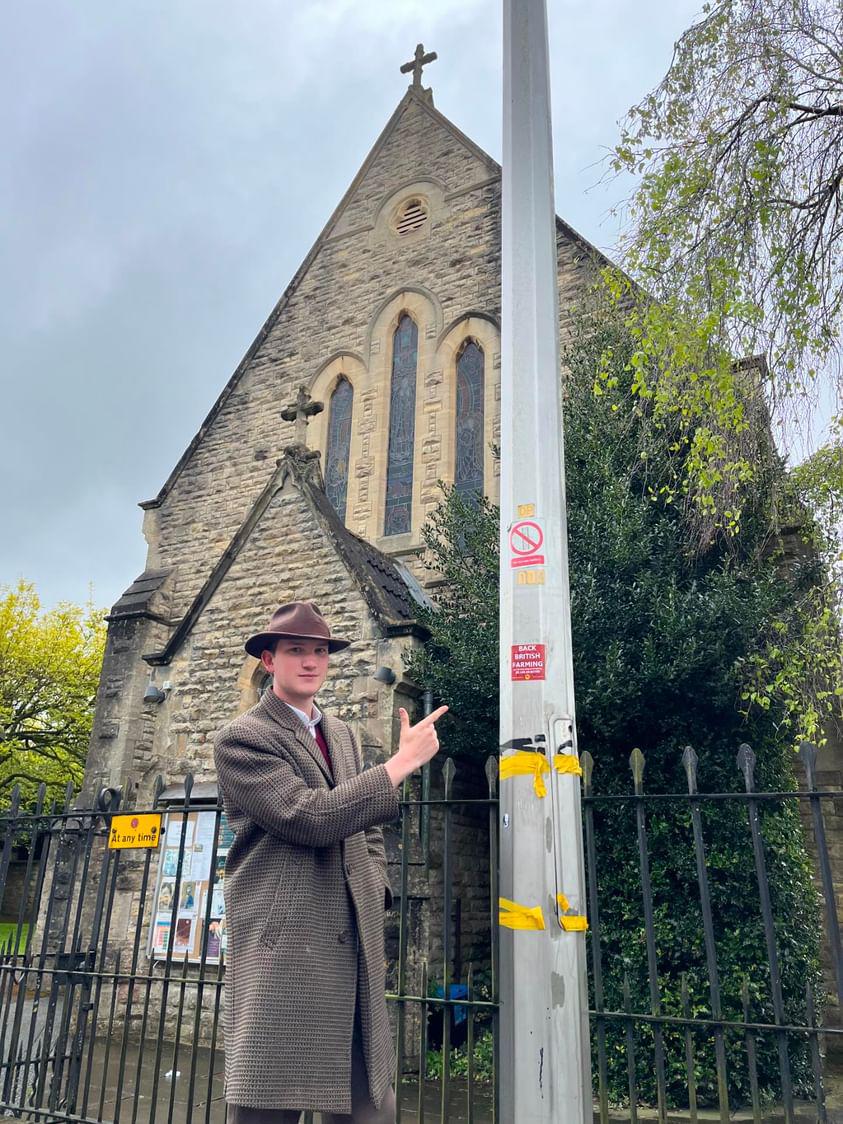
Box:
[142,447,429,667]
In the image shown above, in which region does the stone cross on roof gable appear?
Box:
[281,386,324,448]
[400,43,437,90]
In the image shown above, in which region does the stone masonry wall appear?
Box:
[136,469,414,803]
[141,91,597,624]
[83,468,425,1046]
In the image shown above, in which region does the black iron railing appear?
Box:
[0,739,837,1123]
[584,741,841,1124]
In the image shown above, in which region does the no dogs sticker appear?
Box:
[509,520,545,569]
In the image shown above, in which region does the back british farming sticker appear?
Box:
[511,644,546,681]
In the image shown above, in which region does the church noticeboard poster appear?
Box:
[147,808,232,964]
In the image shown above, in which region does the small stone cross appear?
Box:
[281,386,324,447]
[400,43,437,90]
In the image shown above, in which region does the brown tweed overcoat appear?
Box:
[213,689,400,1114]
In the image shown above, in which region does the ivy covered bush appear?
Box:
[405,316,834,1107]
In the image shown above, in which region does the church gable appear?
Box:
[326,91,497,241]
[140,90,507,625]
[135,80,608,635]
[159,453,420,784]
[88,62,625,813]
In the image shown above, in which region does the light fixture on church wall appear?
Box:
[143,673,170,704]
[144,682,166,704]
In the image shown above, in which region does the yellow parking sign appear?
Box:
[108,814,162,849]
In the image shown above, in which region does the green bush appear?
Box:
[405,317,825,1107]
[426,1031,494,1085]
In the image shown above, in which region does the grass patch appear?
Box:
[0,922,29,954]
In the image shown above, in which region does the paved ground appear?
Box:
[0,1034,841,1122]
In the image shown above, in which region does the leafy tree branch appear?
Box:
[0,582,106,809]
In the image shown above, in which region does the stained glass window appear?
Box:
[455,341,485,499]
[325,378,353,522]
[384,315,418,535]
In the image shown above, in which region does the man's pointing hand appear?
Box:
[385,705,449,787]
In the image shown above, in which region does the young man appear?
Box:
[214,601,447,1124]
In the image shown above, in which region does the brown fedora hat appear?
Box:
[244,601,351,659]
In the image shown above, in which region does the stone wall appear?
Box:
[382,755,496,1073]
[0,859,39,926]
[795,722,843,1054]
[139,89,597,624]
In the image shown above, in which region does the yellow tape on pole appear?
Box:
[499,897,546,931]
[500,751,551,797]
[556,893,588,931]
[553,753,582,777]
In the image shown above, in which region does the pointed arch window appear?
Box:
[324,377,353,521]
[455,340,485,499]
[384,315,418,536]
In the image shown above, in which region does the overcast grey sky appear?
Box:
[0,0,757,610]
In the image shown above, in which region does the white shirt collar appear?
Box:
[284,700,323,733]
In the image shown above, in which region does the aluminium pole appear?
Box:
[498,0,591,1120]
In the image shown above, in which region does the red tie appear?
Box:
[313,723,333,779]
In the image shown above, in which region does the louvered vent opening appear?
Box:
[396,199,428,236]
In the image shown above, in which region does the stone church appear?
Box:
[83,56,604,809]
[70,51,843,1069]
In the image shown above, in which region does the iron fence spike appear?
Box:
[442,757,456,798]
[736,743,757,792]
[484,755,498,796]
[681,745,698,794]
[799,741,818,788]
[629,747,645,793]
[152,775,165,806]
[581,750,594,795]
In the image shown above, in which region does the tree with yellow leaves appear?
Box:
[0,582,106,808]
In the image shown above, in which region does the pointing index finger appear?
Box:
[418,705,449,727]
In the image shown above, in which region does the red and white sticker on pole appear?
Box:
[511,643,546,681]
[509,518,545,569]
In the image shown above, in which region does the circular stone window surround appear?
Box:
[394,197,430,237]
[372,180,445,246]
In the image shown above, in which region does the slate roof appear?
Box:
[108,569,171,620]
[308,481,432,630]
[140,449,429,666]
